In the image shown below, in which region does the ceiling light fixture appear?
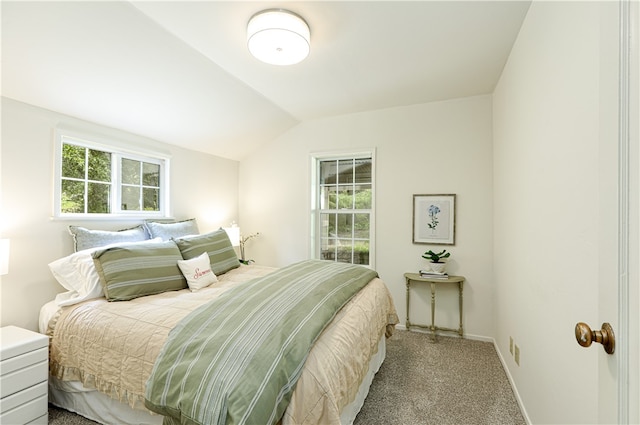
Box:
[247,9,310,66]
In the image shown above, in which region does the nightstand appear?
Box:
[404,273,465,338]
[0,326,49,425]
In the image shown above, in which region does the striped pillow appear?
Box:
[92,241,187,301]
[173,229,240,276]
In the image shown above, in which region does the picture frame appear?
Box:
[412,194,456,245]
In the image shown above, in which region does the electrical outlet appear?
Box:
[514,345,520,366]
[510,337,514,355]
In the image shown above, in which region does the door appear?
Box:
[585,1,639,423]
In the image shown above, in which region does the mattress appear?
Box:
[42,263,398,424]
[48,336,386,425]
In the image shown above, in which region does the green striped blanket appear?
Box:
[144,260,377,425]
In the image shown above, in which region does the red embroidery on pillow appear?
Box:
[193,268,211,280]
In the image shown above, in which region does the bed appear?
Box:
[40,222,398,425]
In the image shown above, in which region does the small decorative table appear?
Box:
[404,273,465,338]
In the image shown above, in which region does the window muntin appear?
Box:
[315,155,373,266]
[56,134,168,217]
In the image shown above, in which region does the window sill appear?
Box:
[50,214,173,222]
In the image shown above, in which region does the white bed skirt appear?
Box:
[49,335,386,425]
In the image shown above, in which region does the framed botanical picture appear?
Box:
[413,194,456,245]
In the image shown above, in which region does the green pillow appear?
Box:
[173,229,240,276]
[92,241,187,301]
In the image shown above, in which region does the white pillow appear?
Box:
[49,238,162,306]
[177,252,218,291]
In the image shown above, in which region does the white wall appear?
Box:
[493,2,616,423]
[0,97,240,331]
[239,95,495,338]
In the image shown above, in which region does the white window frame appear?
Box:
[310,149,376,269]
[53,130,171,219]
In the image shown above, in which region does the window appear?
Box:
[311,152,375,267]
[120,158,161,212]
[55,133,169,217]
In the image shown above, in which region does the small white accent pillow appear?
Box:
[177,252,218,291]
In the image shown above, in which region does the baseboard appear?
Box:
[395,325,493,343]
[396,324,532,424]
[492,340,532,425]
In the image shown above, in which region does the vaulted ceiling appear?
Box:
[2,1,531,160]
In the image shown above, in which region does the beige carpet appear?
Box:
[353,330,526,425]
[49,330,525,425]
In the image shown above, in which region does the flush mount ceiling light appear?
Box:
[247,9,310,66]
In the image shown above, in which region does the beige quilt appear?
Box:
[48,264,398,424]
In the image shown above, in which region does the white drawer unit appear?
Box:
[0,326,49,425]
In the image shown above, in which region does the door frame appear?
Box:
[617,0,639,423]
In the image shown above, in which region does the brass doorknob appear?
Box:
[575,322,615,355]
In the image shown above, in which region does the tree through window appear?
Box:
[56,135,168,217]
[314,154,374,266]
